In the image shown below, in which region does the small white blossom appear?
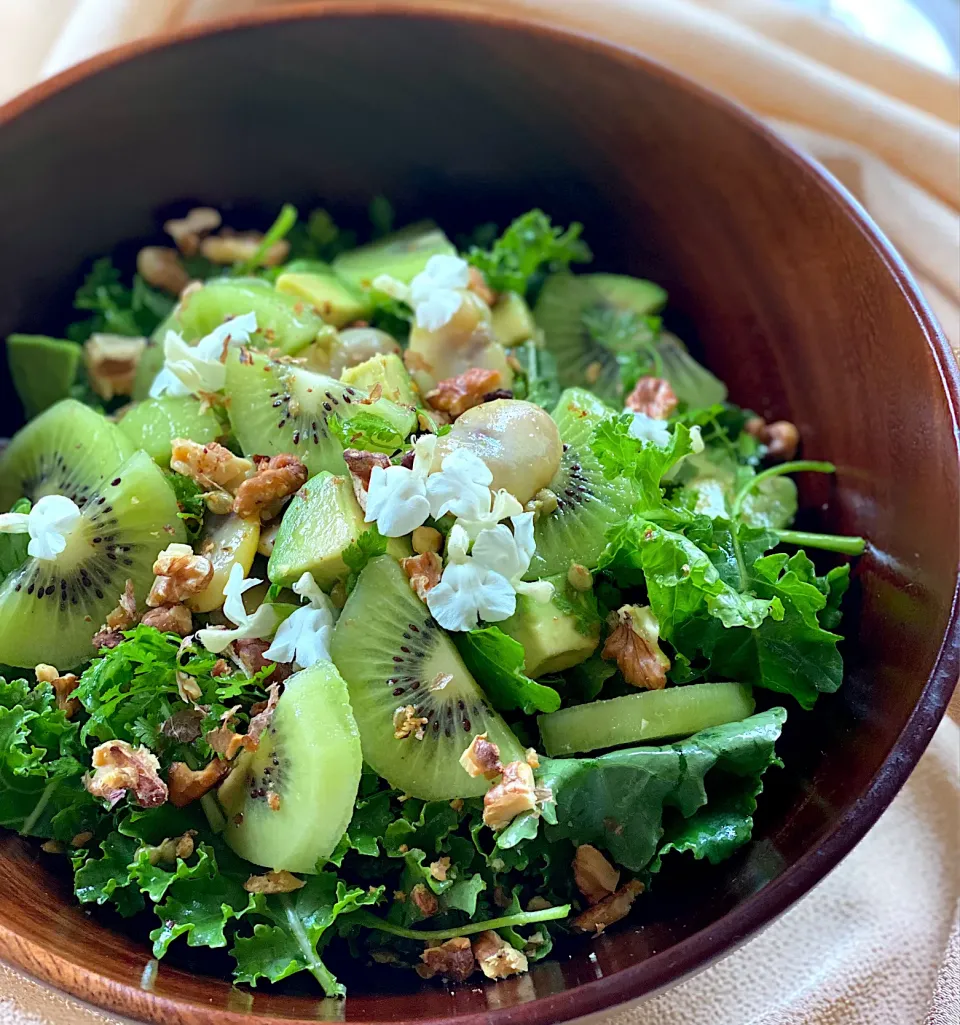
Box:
[364,435,437,537]
[425,449,495,520]
[627,411,672,448]
[457,489,524,540]
[690,425,705,454]
[150,312,257,398]
[263,573,337,669]
[196,562,280,654]
[372,255,469,332]
[471,513,554,602]
[0,494,83,561]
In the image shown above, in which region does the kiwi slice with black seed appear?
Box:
[218,662,362,873]
[0,447,186,668]
[0,399,135,511]
[330,555,525,800]
[224,350,417,476]
[525,388,637,580]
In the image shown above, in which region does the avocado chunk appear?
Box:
[6,334,82,417]
[275,270,371,328]
[118,396,222,467]
[340,353,419,406]
[491,292,537,347]
[500,583,600,677]
[333,222,456,288]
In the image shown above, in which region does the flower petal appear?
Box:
[415,289,464,332]
[222,563,262,627]
[427,563,486,632]
[365,465,431,537]
[471,523,525,580]
[474,570,517,622]
[197,603,280,654]
[627,412,672,448]
[515,579,555,603]
[25,495,82,562]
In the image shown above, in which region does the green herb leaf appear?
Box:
[0,498,30,584]
[454,627,561,714]
[329,411,406,455]
[168,472,206,541]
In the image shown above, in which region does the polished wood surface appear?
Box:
[0,4,956,1023]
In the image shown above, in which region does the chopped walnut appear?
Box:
[91,628,125,651]
[393,704,428,741]
[429,856,451,882]
[205,706,256,761]
[417,937,476,981]
[570,879,644,934]
[161,707,206,744]
[483,760,537,831]
[625,376,679,419]
[146,830,197,866]
[459,733,503,780]
[85,334,146,401]
[170,439,253,495]
[526,895,553,912]
[410,882,439,919]
[243,870,305,894]
[233,453,308,522]
[401,552,442,602]
[164,207,222,256]
[745,417,800,462]
[467,266,497,307]
[137,246,190,294]
[343,449,391,511]
[425,367,502,418]
[566,562,593,592]
[247,682,282,745]
[471,931,528,980]
[601,605,670,690]
[35,663,80,718]
[411,526,442,555]
[525,748,540,769]
[234,639,293,684]
[141,604,193,636]
[201,231,290,267]
[85,740,168,809]
[167,758,230,807]
[71,831,94,847]
[105,579,138,631]
[573,844,621,904]
[147,543,213,607]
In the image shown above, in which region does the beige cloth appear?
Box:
[0,2,957,1023]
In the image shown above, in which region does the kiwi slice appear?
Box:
[0,399,134,511]
[217,662,362,873]
[0,449,186,668]
[534,273,726,408]
[525,388,637,579]
[332,222,456,288]
[330,555,525,800]
[538,682,755,756]
[224,350,417,476]
[118,396,222,467]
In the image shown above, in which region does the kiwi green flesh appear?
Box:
[0,400,135,512]
[526,388,637,580]
[220,663,362,873]
[332,223,456,288]
[6,335,82,418]
[330,555,524,800]
[225,351,416,477]
[0,450,186,669]
[657,333,727,409]
[118,396,221,467]
[538,682,756,756]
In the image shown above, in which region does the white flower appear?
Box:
[196,562,280,654]
[457,489,524,540]
[471,513,554,602]
[0,494,83,561]
[263,572,337,669]
[373,255,469,332]
[627,411,672,448]
[426,524,517,632]
[149,312,257,398]
[425,449,495,520]
[364,435,437,537]
[690,425,705,454]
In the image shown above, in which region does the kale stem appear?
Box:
[237,203,298,275]
[350,904,571,941]
[281,894,343,997]
[774,530,866,555]
[21,780,57,836]
[732,460,835,520]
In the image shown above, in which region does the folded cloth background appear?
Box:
[0,1,956,1023]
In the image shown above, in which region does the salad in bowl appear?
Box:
[0,203,863,995]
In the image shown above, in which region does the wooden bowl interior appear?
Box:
[0,8,956,1024]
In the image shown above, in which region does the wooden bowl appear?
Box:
[0,4,956,1023]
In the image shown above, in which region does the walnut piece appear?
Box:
[459,733,503,780]
[137,246,190,294]
[205,706,256,761]
[417,937,476,981]
[161,707,206,744]
[570,879,644,934]
[234,640,293,685]
[147,543,213,607]
[105,579,138,631]
[146,830,197,866]
[601,605,670,690]
[247,682,282,744]
[745,417,800,462]
[343,449,391,511]
[85,740,168,809]
[393,704,428,741]
[233,453,308,522]
[91,628,125,651]
[467,266,497,307]
[164,207,222,256]
[85,334,146,401]
[483,760,537,830]
[200,231,290,267]
[401,551,442,602]
[425,367,502,418]
[170,439,253,494]
[167,759,230,807]
[410,882,439,919]
[141,604,193,636]
[573,844,621,905]
[34,663,80,718]
[624,376,679,419]
[429,856,451,882]
[471,930,529,980]
[243,870,305,894]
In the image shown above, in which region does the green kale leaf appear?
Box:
[454,627,561,714]
[343,526,388,594]
[67,257,174,344]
